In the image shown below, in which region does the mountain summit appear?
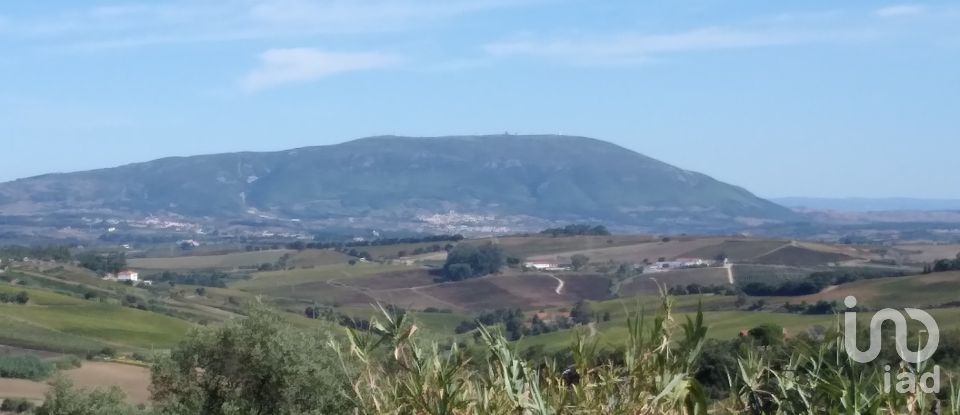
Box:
[0,135,795,231]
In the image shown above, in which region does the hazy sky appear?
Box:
[1,1,957,198]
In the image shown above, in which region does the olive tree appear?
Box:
[35,378,139,415]
[150,306,351,415]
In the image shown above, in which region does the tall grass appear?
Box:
[335,291,956,414]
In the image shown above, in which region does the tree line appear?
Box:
[75,251,127,275]
[738,267,906,296]
[923,254,960,274]
[150,271,231,288]
[0,245,72,262]
[540,224,611,237]
[284,233,464,251]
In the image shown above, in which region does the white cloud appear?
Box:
[248,0,525,30]
[240,48,400,92]
[485,27,843,65]
[875,4,927,17]
[3,0,530,51]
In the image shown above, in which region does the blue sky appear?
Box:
[1,1,957,198]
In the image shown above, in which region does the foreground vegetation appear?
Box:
[6,293,960,414]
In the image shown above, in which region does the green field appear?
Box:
[0,316,108,354]
[0,283,193,352]
[356,242,451,259]
[732,264,814,286]
[129,249,293,270]
[231,262,413,291]
[287,249,353,267]
[793,270,960,308]
[230,262,418,306]
[516,305,834,353]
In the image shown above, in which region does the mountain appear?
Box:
[773,197,960,212]
[0,135,796,232]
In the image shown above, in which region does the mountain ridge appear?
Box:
[0,134,796,232]
[773,197,960,212]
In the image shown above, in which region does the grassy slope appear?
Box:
[232,262,412,291]
[513,269,960,353]
[0,283,192,352]
[791,270,960,308]
[287,249,353,267]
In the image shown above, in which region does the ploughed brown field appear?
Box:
[0,362,151,404]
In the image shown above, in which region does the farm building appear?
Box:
[117,270,139,282]
[524,262,570,272]
[645,258,712,273]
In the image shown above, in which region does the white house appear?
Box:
[117,270,139,282]
[524,262,570,272]
[676,258,708,267]
[645,257,711,273]
[177,239,201,248]
[524,262,554,270]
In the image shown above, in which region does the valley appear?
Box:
[2,229,959,405]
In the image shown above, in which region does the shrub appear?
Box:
[746,324,784,346]
[440,243,504,281]
[98,347,117,358]
[0,291,30,305]
[52,355,83,370]
[130,352,151,363]
[0,354,56,380]
[1,397,35,413]
[14,291,29,304]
